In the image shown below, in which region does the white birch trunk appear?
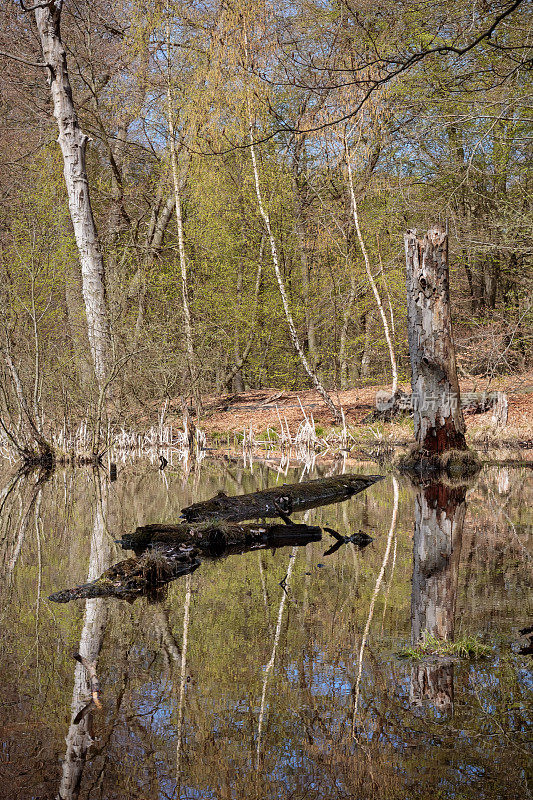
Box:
[345,143,398,397]
[248,115,341,421]
[34,2,112,394]
[166,20,198,403]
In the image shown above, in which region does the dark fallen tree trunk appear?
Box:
[181,474,383,523]
[49,524,323,603]
[49,551,201,603]
[121,520,323,555]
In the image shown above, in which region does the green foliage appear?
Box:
[1,0,530,419]
[398,632,492,660]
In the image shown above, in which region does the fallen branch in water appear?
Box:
[181,474,382,523]
[49,524,323,603]
[50,551,200,603]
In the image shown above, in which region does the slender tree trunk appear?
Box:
[134,192,176,347]
[166,20,198,407]
[222,251,263,391]
[345,142,398,397]
[404,227,467,457]
[248,111,341,421]
[1,339,54,464]
[339,272,357,389]
[291,140,318,369]
[33,2,112,394]
[360,309,374,380]
[463,248,477,315]
[233,262,245,392]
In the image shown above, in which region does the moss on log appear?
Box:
[49,551,200,603]
[180,474,382,523]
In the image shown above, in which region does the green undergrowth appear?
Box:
[398,633,492,661]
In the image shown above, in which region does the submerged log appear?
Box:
[49,551,201,603]
[122,520,323,555]
[180,474,382,523]
[49,525,322,603]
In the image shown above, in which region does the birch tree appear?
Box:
[166,10,198,406]
[344,131,398,399]
[242,21,341,421]
[29,1,112,394]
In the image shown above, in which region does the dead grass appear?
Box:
[178,375,533,459]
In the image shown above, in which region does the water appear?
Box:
[0,459,531,799]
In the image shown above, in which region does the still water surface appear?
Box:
[0,459,531,799]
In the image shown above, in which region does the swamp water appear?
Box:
[0,459,531,799]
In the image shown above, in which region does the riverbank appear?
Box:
[1,375,531,468]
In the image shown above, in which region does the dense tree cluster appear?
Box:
[0,0,531,424]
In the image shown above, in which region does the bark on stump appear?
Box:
[403,226,476,473]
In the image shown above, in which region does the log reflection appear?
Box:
[410,482,467,710]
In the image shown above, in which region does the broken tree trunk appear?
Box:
[403,227,479,473]
[181,474,382,523]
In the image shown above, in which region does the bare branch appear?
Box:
[0,49,46,68]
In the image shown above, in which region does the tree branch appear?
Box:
[0,49,46,68]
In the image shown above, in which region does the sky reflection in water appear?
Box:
[0,459,531,799]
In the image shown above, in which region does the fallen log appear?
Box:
[375,390,505,417]
[121,520,323,555]
[180,474,383,523]
[49,525,323,603]
[49,551,201,603]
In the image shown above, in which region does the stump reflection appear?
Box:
[410,482,467,710]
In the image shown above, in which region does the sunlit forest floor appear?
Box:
[140,374,533,456]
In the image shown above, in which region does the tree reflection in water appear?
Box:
[0,461,530,799]
[410,481,467,711]
[58,471,115,800]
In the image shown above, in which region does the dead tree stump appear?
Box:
[403,226,478,473]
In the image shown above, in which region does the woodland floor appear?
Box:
[157,373,533,451]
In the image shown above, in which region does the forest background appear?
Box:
[0,0,531,442]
